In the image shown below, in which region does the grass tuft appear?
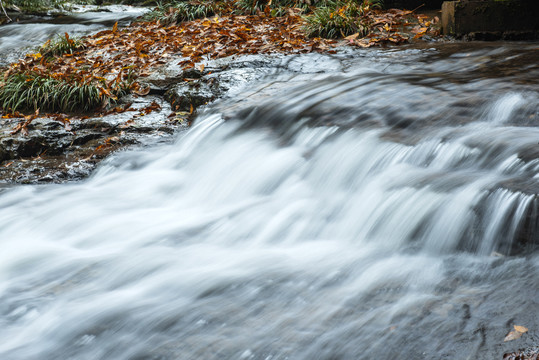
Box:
[233,0,320,15]
[0,72,128,113]
[40,33,86,58]
[304,0,381,38]
[142,0,225,25]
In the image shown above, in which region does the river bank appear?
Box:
[0,4,442,184]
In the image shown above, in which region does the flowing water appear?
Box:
[0,5,147,66]
[0,15,538,359]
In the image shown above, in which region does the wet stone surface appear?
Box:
[0,54,287,184]
[0,95,178,184]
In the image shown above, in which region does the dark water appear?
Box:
[0,13,538,359]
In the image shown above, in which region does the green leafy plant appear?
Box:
[0,72,128,113]
[142,0,224,24]
[40,33,86,58]
[234,0,317,15]
[304,0,378,38]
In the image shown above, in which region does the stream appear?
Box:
[0,5,147,66]
[0,7,538,360]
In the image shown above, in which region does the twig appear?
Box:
[0,0,12,23]
[410,3,425,13]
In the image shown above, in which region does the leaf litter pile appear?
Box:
[0,4,441,133]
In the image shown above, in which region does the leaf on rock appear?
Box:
[344,33,359,41]
[514,325,529,333]
[504,326,528,342]
[504,331,524,342]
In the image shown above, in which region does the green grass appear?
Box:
[233,0,327,15]
[39,33,86,58]
[142,0,225,24]
[304,0,381,38]
[0,73,128,113]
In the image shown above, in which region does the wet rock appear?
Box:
[503,346,539,360]
[511,196,539,255]
[0,96,180,184]
[165,78,220,112]
[0,53,285,184]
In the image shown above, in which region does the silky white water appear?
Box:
[0,43,538,359]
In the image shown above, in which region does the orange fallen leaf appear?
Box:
[514,325,528,333]
[504,325,528,342]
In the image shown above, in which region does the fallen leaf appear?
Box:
[514,325,529,333]
[344,33,359,41]
[504,330,523,342]
[504,326,528,342]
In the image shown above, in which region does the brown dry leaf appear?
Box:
[344,33,359,41]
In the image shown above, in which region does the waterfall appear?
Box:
[0,43,537,359]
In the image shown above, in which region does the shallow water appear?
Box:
[0,5,147,66]
[0,20,538,360]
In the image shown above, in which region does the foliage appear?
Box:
[233,0,333,15]
[142,0,226,24]
[303,0,381,38]
[2,0,65,11]
[0,73,121,113]
[234,0,294,15]
[0,0,439,120]
[40,33,86,58]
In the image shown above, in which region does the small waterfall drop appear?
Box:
[0,43,538,359]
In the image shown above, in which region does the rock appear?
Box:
[165,77,220,112]
[0,53,283,184]
[0,96,180,184]
[503,346,539,360]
